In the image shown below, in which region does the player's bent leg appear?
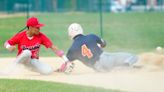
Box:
[5,50,32,74]
[30,59,53,75]
[15,50,31,64]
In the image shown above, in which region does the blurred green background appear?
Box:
[0,0,164,57]
[0,12,164,57]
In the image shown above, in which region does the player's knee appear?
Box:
[22,50,31,58]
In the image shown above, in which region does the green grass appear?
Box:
[103,12,164,52]
[0,79,121,92]
[0,12,164,57]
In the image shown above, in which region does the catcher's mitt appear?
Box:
[55,62,75,74]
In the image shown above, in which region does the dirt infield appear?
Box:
[0,13,26,18]
[0,52,164,92]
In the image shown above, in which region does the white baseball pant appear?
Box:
[14,50,53,75]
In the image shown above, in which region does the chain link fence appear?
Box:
[0,0,164,14]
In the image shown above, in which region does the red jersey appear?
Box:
[7,31,53,59]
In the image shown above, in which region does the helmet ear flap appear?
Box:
[68,23,83,39]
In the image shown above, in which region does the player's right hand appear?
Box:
[7,46,16,52]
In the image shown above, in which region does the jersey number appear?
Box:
[81,44,93,58]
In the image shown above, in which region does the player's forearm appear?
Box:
[50,45,59,52]
[7,46,16,52]
[51,45,64,57]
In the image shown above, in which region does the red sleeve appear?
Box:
[40,33,53,48]
[7,32,22,45]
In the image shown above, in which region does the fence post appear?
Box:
[26,0,30,19]
[99,0,103,38]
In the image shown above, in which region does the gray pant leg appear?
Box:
[110,52,138,66]
[94,52,138,71]
[5,50,31,74]
[15,50,31,64]
[124,54,138,66]
[30,59,53,75]
[14,50,53,75]
[94,52,115,72]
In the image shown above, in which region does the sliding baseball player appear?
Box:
[4,17,64,75]
[57,23,138,72]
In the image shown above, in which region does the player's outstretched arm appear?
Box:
[50,45,75,74]
[50,45,64,57]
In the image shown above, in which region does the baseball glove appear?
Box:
[55,62,75,74]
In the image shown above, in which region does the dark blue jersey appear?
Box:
[66,34,104,67]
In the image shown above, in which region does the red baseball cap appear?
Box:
[26,17,44,27]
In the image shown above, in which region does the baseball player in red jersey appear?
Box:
[4,17,64,75]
